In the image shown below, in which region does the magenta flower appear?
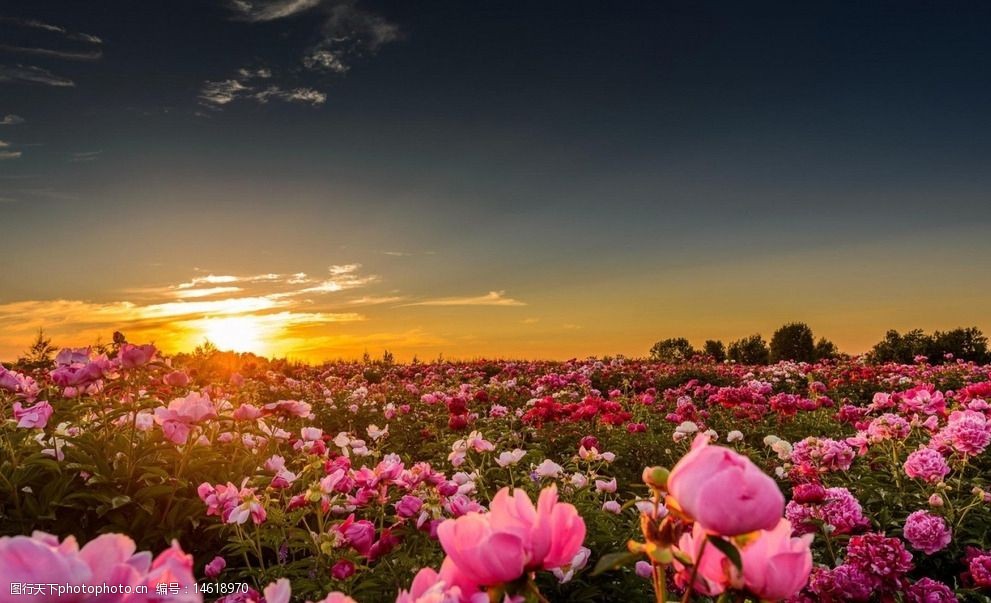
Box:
[903,448,951,483]
[903,510,952,555]
[204,555,226,578]
[118,343,157,369]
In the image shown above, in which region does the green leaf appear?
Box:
[590,551,640,576]
[706,536,742,571]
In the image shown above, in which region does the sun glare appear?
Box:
[199,316,267,354]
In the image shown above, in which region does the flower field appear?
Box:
[2,345,991,602]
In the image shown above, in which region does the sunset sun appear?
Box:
[199,316,267,354]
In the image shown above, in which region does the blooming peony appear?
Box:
[903,510,952,555]
[666,434,784,535]
[437,485,585,586]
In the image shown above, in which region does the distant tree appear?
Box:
[869,329,932,364]
[382,349,395,365]
[929,327,989,363]
[813,337,840,361]
[769,322,816,363]
[703,339,726,362]
[727,334,770,365]
[18,328,58,370]
[649,338,696,362]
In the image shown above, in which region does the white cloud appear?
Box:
[347,295,405,305]
[302,49,349,73]
[0,64,74,87]
[1,114,25,125]
[70,151,102,162]
[0,150,22,160]
[173,286,244,299]
[0,17,101,44]
[237,66,272,79]
[407,291,526,307]
[199,79,250,106]
[228,0,323,22]
[0,45,102,61]
[253,85,327,106]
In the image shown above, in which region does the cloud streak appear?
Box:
[0,45,103,61]
[0,64,74,87]
[1,114,25,125]
[0,17,102,44]
[406,291,526,307]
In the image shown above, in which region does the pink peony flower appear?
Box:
[740,518,813,600]
[118,343,157,369]
[906,577,957,602]
[204,555,226,578]
[153,392,217,445]
[163,370,190,387]
[666,434,784,536]
[12,400,53,429]
[0,532,199,603]
[903,510,952,555]
[845,533,913,589]
[786,486,869,536]
[437,485,585,586]
[904,448,951,483]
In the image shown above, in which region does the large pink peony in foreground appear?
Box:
[667,434,785,536]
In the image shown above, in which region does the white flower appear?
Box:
[495,449,527,467]
[551,546,591,583]
[535,459,564,478]
[675,421,699,434]
[727,430,744,443]
[366,424,389,441]
[570,472,588,488]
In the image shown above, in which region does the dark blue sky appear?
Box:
[1,0,990,359]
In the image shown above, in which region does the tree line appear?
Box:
[650,323,989,365]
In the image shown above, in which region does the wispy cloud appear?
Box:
[199,79,250,106]
[0,114,24,125]
[0,45,102,61]
[347,295,405,305]
[199,79,326,108]
[173,286,244,299]
[70,150,102,162]
[292,264,378,295]
[0,64,74,87]
[206,0,400,109]
[0,17,102,44]
[228,0,323,22]
[0,150,22,160]
[406,291,526,307]
[253,86,326,106]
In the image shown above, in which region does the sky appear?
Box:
[1,0,990,362]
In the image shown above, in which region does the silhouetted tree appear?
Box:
[16,328,58,370]
[703,339,726,362]
[813,337,840,361]
[649,338,696,362]
[869,329,932,363]
[929,327,989,363]
[769,322,816,363]
[728,334,770,365]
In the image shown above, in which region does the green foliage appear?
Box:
[702,339,726,362]
[869,327,989,364]
[727,333,770,364]
[649,338,696,362]
[769,322,816,363]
